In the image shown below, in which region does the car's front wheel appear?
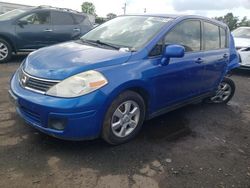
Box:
[102,91,146,145]
[0,38,12,64]
[207,77,235,104]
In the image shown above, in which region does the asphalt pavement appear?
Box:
[0,55,249,188]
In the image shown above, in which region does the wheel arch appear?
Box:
[103,80,152,120]
[0,34,16,52]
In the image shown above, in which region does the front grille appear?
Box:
[19,69,60,94]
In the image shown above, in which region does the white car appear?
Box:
[232,27,250,70]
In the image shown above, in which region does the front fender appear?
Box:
[0,32,17,51]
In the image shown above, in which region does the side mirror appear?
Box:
[17,20,28,27]
[161,44,185,65]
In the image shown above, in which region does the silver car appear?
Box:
[232,27,250,70]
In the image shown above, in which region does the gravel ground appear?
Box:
[0,55,250,188]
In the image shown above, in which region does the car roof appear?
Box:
[125,14,181,19]
[124,14,228,28]
[31,5,84,15]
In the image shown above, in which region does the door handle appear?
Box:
[195,58,204,64]
[73,28,80,32]
[223,54,229,59]
[44,29,53,32]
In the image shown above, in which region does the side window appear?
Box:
[220,27,227,48]
[165,20,201,52]
[204,22,220,50]
[52,11,75,25]
[20,11,50,25]
[73,14,85,24]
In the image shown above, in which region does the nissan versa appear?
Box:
[9,15,239,145]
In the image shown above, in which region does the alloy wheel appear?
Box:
[210,82,232,103]
[111,100,140,138]
[0,42,8,61]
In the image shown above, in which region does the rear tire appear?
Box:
[0,38,12,64]
[102,91,146,145]
[205,77,235,104]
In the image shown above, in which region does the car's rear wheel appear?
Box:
[207,77,235,104]
[102,91,146,145]
[0,38,12,64]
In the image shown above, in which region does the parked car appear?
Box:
[9,15,239,145]
[232,27,250,70]
[0,6,93,63]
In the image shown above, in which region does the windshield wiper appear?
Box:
[90,40,120,50]
[80,39,136,52]
[80,39,99,47]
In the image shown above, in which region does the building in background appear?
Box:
[0,1,33,14]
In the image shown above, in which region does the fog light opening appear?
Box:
[48,118,67,131]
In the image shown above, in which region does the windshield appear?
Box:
[232,27,250,39]
[81,16,172,50]
[0,9,29,21]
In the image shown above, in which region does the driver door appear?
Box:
[148,20,206,111]
[15,10,53,50]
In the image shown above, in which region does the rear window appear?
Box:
[204,22,220,50]
[52,11,75,25]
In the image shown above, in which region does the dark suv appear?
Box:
[0,6,93,63]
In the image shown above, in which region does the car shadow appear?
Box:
[10,53,28,63]
[232,69,250,77]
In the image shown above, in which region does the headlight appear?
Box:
[46,70,108,98]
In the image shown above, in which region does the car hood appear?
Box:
[234,37,250,47]
[23,41,132,80]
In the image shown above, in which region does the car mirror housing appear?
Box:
[17,20,28,26]
[161,44,185,65]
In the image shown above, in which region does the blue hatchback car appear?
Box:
[10,14,239,144]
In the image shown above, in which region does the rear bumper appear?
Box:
[10,72,108,140]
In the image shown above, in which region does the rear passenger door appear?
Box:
[202,22,229,92]
[51,11,81,43]
[72,14,92,36]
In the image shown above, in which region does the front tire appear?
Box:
[102,91,146,145]
[0,38,12,63]
[206,77,235,104]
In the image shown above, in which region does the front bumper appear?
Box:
[10,72,107,140]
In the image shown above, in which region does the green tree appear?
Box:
[81,2,96,15]
[106,13,117,20]
[95,17,106,24]
[239,16,250,27]
[214,13,239,30]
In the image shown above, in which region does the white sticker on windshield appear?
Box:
[119,48,130,52]
[148,17,172,23]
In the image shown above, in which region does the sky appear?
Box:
[1,0,250,18]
